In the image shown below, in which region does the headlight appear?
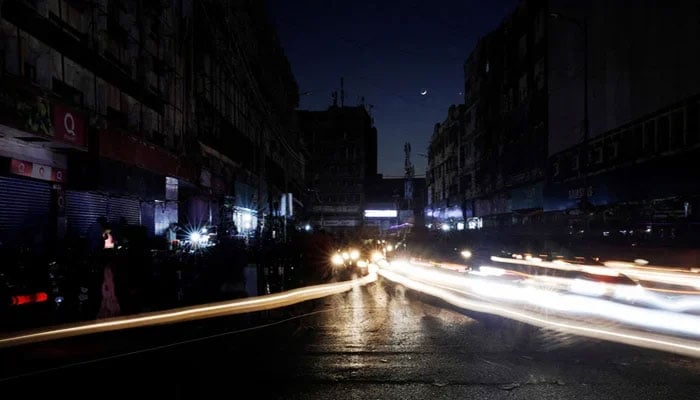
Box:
[371,251,383,262]
[386,244,393,252]
[350,249,360,260]
[190,232,202,243]
[331,254,344,266]
[357,260,368,268]
[341,252,350,260]
[460,250,472,259]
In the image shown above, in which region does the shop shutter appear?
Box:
[140,201,155,237]
[0,176,51,245]
[107,197,141,226]
[66,191,107,238]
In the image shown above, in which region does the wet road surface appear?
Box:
[2,278,700,399]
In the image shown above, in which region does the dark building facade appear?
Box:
[545,0,700,232]
[190,0,303,241]
[427,0,700,233]
[426,104,466,228]
[0,0,302,251]
[298,104,377,233]
[427,0,547,230]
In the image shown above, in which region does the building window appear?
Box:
[462,174,472,190]
[688,101,699,144]
[657,115,670,152]
[591,146,603,164]
[518,75,528,103]
[607,141,619,160]
[502,90,513,113]
[519,34,527,60]
[534,11,545,43]
[571,154,579,171]
[534,58,545,91]
[552,160,560,177]
[671,110,684,148]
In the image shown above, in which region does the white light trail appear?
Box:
[604,260,700,290]
[378,265,700,358]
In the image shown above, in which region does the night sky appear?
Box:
[266,0,518,177]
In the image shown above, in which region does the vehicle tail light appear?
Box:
[10,292,49,306]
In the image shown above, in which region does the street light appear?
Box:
[550,12,592,211]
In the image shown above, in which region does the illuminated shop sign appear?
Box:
[364,209,398,218]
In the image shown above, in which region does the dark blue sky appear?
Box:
[266,0,517,177]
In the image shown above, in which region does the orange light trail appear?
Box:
[0,272,377,348]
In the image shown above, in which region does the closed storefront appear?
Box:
[0,176,51,247]
[65,191,107,238]
[107,196,141,226]
[65,191,143,238]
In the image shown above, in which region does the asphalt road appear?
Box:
[2,277,700,399]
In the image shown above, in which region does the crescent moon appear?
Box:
[420,90,428,96]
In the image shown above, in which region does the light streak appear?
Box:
[491,256,621,277]
[401,254,700,311]
[604,261,700,290]
[0,273,377,348]
[378,265,700,358]
[394,261,700,332]
[493,255,700,294]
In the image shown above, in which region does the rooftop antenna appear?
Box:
[331,91,338,107]
[340,77,344,107]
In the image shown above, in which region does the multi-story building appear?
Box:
[429,0,700,233]
[0,0,192,251]
[428,1,547,230]
[464,0,547,227]
[189,0,303,240]
[545,0,700,232]
[298,102,377,233]
[426,104,466,228]
[0,0,302,251]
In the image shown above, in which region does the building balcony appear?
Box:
[3,0,164,113]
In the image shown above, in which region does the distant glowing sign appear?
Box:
[364,210,398,218]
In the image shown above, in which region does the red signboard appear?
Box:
[53,103,86,147]
[98,129,198,183]
[9,159,67,183]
